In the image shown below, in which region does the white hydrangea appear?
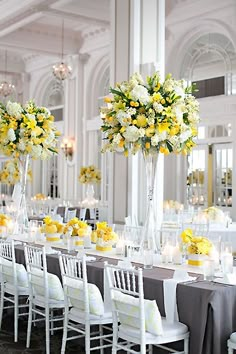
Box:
[6,101,22,118]
[123,126,140,142]
[127,107,136,116]
[7,128,16,142]
[179,128,192,143]
[116,110,131,126]
[148,117,155,125]
[151,131,167,146]
[130,85,150,104]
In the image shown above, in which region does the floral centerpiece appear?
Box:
[79,165,101,207]
[181,228,212,266]
[0,214,12,234]
[202,206,225,224]
[63,217,90,246]
[92,221,118,252]
[0,100,60,230]
[78,165,101,184]
[33,193,47,201]
[0,159,32,185]
[100,72,200,256]
[41,215,64,242]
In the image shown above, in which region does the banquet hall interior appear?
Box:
[0,0,236,353]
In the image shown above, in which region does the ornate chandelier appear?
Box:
[52,20,72,80]
[0,51,15,97]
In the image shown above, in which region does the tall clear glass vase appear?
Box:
[14,154,29,233]
[140,150,159,268]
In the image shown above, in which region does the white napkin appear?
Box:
[163,270,196,323]
[215,273,236,285]
[117,260,134,269]
[85,256,96,262]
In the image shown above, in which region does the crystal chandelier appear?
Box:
[52,20,72,80]
[0,51,15,97]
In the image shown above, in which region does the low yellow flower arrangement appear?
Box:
[0,214,11,228]
[181,228,212,266]
[63,218,90,246]
[33,193,47,201]
[41,216,64,242]
[93,221,118,252]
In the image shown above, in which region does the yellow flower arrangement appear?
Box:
[100,72,200,156]
[78,165,101,184]
[0,214,11,227]
[180,228,212,255]
[41,215,64,234]
[33,193,47,201]
[63,217,89,237]
[0,100,60,159]
[0,159,32,185]
[93,221,118,251]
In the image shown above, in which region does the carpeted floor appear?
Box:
[0,310,85,354]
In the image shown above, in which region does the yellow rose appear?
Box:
[136,114,147,127]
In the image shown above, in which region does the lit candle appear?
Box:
[162,243,174,263]
[116,239,125,255]
[172,244,182,265]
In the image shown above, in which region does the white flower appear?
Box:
[113,133,122,145]
[139,128,146,138]
[123,126,140,142]
[179,129,192,143]
[6,162,15,173]
[31,145,42,158]
[26,113,35,120]
[148,117,155,125]
[7,128,16,142]
[18,140,26,152]
[116,111,131,126]
[151,131,167,146]
[153,103,164,113]
[44,131,55,145]
[127,107,136,116]
[6,101,22,118]
[130,85,150,104]
[173,85,185,99]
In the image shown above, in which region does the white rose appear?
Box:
[123,126,140,142]
[7,128,16,142]
[18,140,26,152]
[153,103,164,113]
[26,113,35,120]
[31,145,42,158]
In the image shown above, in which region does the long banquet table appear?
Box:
[13,244,236,354]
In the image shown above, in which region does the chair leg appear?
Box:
[61,309,68,354]
[26,301,33,348]
[141,344,146,354]
[45,307,50,354]
[148,344,153,354]
[99,324,104,354]
[184,337,189,354]
[14,295,18,342]
[85,323,90,353]
[0,288,4,329]
[50,309,54,335]
[112,322,118,354]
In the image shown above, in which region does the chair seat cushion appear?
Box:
[67,279,104,316]
[31,268,64,301]
[119,319,188,340]
[113,291,163,335]
[0,257,29,288]
[230,332,236,343]
[69,307,112,323]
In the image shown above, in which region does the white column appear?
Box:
[110,0,165,226]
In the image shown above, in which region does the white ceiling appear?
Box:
[0,0,110,73]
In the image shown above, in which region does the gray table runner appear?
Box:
[14,245,236,354]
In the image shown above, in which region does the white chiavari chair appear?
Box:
[105,263,189,354]
[59,254,113,354]
[24,244,65,354]
[0,239,29,342]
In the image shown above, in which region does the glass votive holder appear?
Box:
[221,254,233,274]
[143,249,153,269]
[203,259,215,281]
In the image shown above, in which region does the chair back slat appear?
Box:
[59,254,89,314]
[105,263,145,336]
[0,240,16,285]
